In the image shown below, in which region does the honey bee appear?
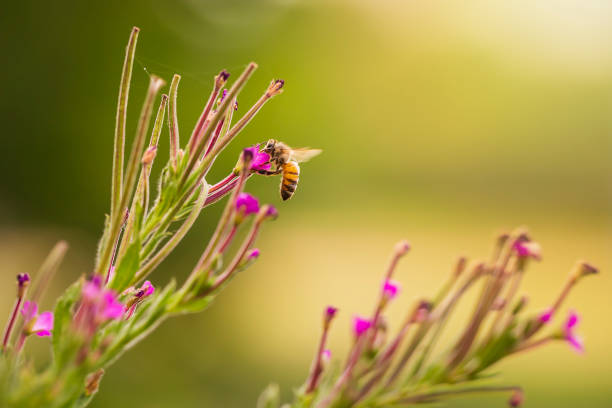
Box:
[259,139,322,201]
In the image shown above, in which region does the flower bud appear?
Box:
[382,279,400,301]
[141,146,157,165]
[394,240,411,257]
[353,316,372,337]
[266,79,285,97]
[215,69,230,89]
[508,389,523,407]
[17,273,30,297]
[324,306,338,328]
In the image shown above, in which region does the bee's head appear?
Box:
[264,139,276,153]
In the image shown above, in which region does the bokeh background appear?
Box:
[1,0,611,407]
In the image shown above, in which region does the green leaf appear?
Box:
[109,239,140,292]
[53,279,83,368]
[169,295,213,315]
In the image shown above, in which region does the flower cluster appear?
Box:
[0,27,294,407]
[259,229,598,408]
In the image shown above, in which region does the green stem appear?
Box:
[132,182,209,284]
[97,75,165,276]
[111,27,139,218]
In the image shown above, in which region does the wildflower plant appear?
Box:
[0,26,290,407]
[259,230,598,407]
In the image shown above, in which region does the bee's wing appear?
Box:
[291,148,322,163]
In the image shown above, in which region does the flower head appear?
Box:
[247,248,260,260]
[563,310,584,353]
[17,273,30,287]
[21,301,53,337]
[236,193,260,216]
[80,275,125,324]
[102,292,124,320]
[326,306,338,319]
[513,240,542,261]
[539,308,553,323]
[382,279,400,300]
[353,316,372,337]
[17,273,30,296]
[243,144,271,171]
[265,205,279,219]
[508,389,524,407]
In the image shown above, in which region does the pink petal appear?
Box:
[382,280,401,299]
[31,311,54,334]
[21,301,38,321]
[567,335,585,354]
[142,281,155,297]
[353,316,372,337]
[565,310,579,330]
[539,308,553,323]
[102,291,125,320]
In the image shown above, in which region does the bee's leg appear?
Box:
[255,168,282,176]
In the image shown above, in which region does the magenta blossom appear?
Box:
[21,301,53,337]
[539,308,553,323]
[382,279,400,300]
[564,310,584,353]
[125,281,156,319]
[236,193,260,215]
[326,306,338,319]
[353,316,372,337]
[81,275,125,323]
[247,248,260,260]
[244,144,271,171]
[322,349,332,362]
[139,280,155,297]
[265,205,279,219]
[513,240,542,261]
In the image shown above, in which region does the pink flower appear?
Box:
[513,241,542,261]
[235,193,260,215]
[382,280,400,300]
[322,349,332,362]
[102,292,124,319]
[139,280,155,297]
[326,306,338,319]
[81,275,125,323]
[539,308,553,323]
[17,273,30,287]
[265,205,279,219]
[124,281,156,319]
[244,145,271,171]
[247,248,260,260]
[353,316,372,337]
[564,310,584,353]
[21,301,53,337]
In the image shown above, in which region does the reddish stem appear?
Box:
[2,296,23,352]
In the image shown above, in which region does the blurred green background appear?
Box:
[1,0,611,406]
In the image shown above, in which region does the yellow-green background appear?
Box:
[1,1,610,407]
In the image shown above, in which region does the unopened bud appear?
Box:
[266,79,285,97]
[394,240,411,257]
[508,389,524,407]
[141,146,157,165]
[215,69,230,89]
[324,306,338,328]
[17,273,30,297]
[415,300,431,323]
[85,369,105,396]
[577,261,598,278]
[454,256,468,277]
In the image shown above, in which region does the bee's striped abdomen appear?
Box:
[280,161,300,201]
